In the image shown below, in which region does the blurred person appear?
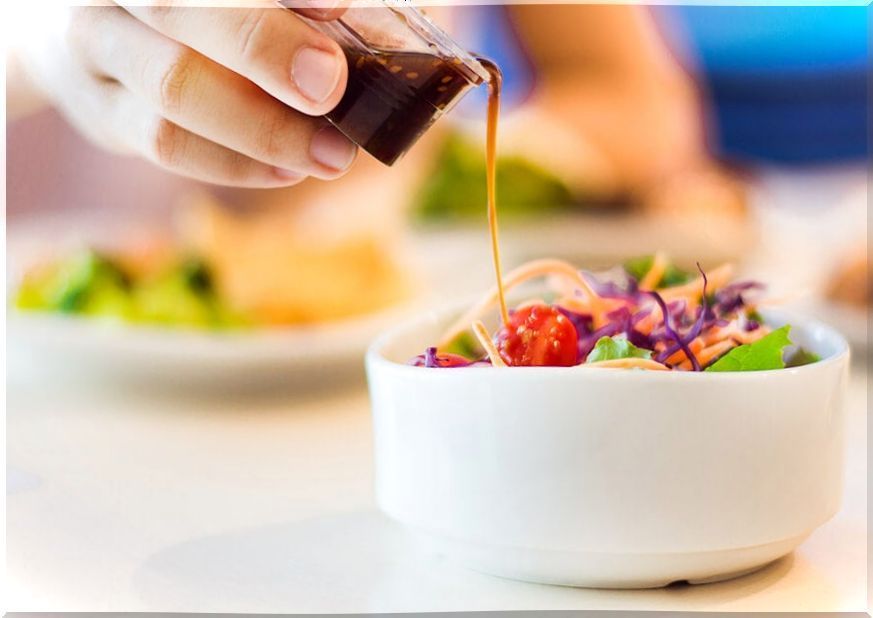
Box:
[506,4,742,213]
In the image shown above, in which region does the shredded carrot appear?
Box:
[556,295,626,324]
[695,340,737,367]
[639,251,668,291]
[702,322,739,347]
[660,263,735,302]
[438,259,601,348]
[472,320,507,367]
[665,337,704,365]
[633,299,669,334]
[555,296,592,315]
[635,312,658,335]
[735,326,771,345]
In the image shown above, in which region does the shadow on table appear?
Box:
[133,510,807,613]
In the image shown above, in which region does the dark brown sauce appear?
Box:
[326,50,482,166]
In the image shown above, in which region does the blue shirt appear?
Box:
[457,5,869,166]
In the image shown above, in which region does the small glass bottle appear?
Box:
[288,2,491,165]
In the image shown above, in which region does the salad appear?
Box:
[411,253,819,372]
[414,133,584,223]
[14,249,246,329]
[13,194,411,329]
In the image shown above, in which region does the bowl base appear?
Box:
[415,531,808,589]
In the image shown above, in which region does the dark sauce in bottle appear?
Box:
[325,49,483,166]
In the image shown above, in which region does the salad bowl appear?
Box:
[365,307,849,588]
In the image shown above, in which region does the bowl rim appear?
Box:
[366,303,851,381]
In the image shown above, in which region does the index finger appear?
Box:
[118,4,348,116]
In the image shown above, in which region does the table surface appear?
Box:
[6,355,868,613]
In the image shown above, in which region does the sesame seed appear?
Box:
[406,71,419,79]
[441,75,453,84]
[389,65,403,73]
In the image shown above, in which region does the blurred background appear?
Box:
[6,3,869,384]
[5,5,869,611]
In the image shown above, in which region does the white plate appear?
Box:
[7,299,426,392]
[6,210,434,392]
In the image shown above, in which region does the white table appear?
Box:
[6,355,868,613]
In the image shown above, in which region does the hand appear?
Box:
[17,3,357,187]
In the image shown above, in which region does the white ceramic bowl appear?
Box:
[365,308,849,588]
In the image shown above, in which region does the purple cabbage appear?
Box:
[647,263,709,371]
[556,307,593,336]
[424,346,439,368]
[582,271,640,301]
[408,347,487,368]
[575,306,654,361]
[713,281,764,316]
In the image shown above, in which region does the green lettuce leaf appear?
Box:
[586,335,652,363]
[705,325,792,372]
[442,331,480,360]
[15,249,130,315]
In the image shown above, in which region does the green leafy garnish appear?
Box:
[443,331,480,359]
[586,335,652,363]
[131,260,246,328]
[14,249,131,316]
[15,252,246,330]
[705,325,792,372]
[746,308,765,324]
[179,257,214,295]
[624,255,693,288]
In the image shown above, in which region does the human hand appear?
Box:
[18,3,356,187]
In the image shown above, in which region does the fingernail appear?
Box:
[310,126,356,172]
[273,167,305,182]
[292,47,342,104]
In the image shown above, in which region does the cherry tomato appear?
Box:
[496,304,579,367]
